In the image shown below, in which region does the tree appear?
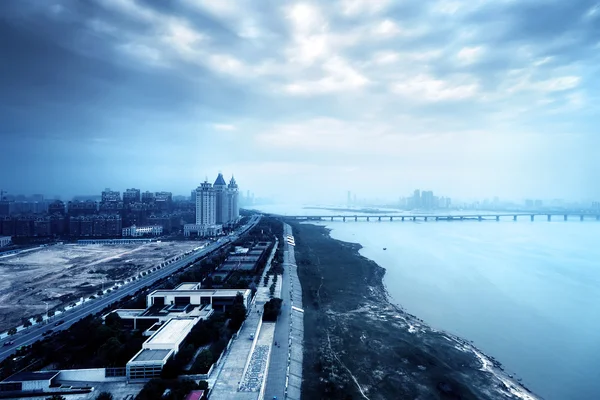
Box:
[7,327,17,335]
[228,293,247,331]
[198,380,209,390]
[96,392,113,400]
[104,312,123,328]
[35,315,44,323]
[47,310,55,317]
[46,395,66,400]
[263,298,283,322]
[192,349,213,373]
[22,319,32,328]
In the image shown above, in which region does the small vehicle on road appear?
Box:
[42,330,53,336]
[54,320,64,327]
[3,341,14,346]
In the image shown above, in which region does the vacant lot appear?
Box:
[0,241,203,331]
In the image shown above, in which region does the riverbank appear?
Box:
[292,221,538,400]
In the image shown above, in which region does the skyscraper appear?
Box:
[195,180,216,226]
[213,173,229,225]
[228,176,239,221]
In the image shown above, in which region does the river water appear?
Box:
[254,205,600,400]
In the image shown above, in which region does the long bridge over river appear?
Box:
[280,213,600,222]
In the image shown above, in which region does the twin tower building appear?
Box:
[184,173,240,237]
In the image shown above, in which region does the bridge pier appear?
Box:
[412,217,416,221]
[436,216,439,221]
[343,216,346,222]
[513,215,517,221]
[367,216,370,222]
[378,216,381,222]
[597,215,600,221]
[331,217,334,221]
[564,215,567,221]
[530,215,534,222]
[496,216,500,222]
[424,217,428,222]
[355,216,357,222]
[478,216,483,221]
[547,215,551,222]
[390,217,393,221]
[580,215,584,221]
[401,217,405,222]
[460,216,464,221]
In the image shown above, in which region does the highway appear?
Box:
[0,215,261,363]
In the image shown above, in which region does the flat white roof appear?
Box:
[145,319,195,347]
[175,282,200,290]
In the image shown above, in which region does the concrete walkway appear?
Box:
[208,239,278,400]
[264,224,304,400]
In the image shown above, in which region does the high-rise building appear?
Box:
[413,190,421,209]
[228,176,239,222]
[185,173,239,237]
[347,191,352,205]
[123,188,141,205]
[142,191,155,204]
[155,192,173,212]
[101,188,121,203]
[195,180,216,226]
[213,173,229,225]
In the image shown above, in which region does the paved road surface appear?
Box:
[0,215,261,363]
[264,223,303,400]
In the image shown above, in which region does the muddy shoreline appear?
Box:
[292,221,539,400]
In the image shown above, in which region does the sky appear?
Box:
[1,0,599,204]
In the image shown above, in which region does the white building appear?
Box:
[122,225,163,237]
[0,236,11,248]
[0,371,60,393]
[147,286,251,312]
[196,180,216,226]
[126,318,197,380]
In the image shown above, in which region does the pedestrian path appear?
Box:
[264,223,304,400]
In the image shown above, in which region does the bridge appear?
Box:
[279,213,600,222]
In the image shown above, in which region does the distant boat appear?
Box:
[383,247,387,250]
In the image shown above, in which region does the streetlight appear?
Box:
[43,301,48,324]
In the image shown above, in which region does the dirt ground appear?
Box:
[291,222,538,400]
[0,241,203,331]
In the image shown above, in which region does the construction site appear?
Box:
[0,241,205,331]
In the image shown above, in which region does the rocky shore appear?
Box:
[291,221,539,400]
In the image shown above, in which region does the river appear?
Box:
[254,205,600,400]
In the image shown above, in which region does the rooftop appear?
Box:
[184,390,206,400]
[146,319,196,346]
[176,282,201,291]
[130,349,173,363]
[150,288,250,298]
[3,371,59,382]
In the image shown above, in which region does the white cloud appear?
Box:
[456,46,484,64]
[371,19,402,38]
[535,76,581,92]
[213,123,237,131]
[339,0,392,16]
[392,74,479,102]
[284,56,369,95]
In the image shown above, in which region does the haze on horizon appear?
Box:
[1,0,599,204]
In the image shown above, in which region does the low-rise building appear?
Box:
[0,236,11,248]
[0,371,60,394]
[122,225,163,237]
[126,318,196,380]
[183,223,223,237]
[147,287,251,312]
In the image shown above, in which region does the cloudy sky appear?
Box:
[1,0,599,203]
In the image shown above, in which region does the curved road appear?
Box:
[0,215,260,363]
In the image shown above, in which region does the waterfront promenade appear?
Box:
[264,223,304,400]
